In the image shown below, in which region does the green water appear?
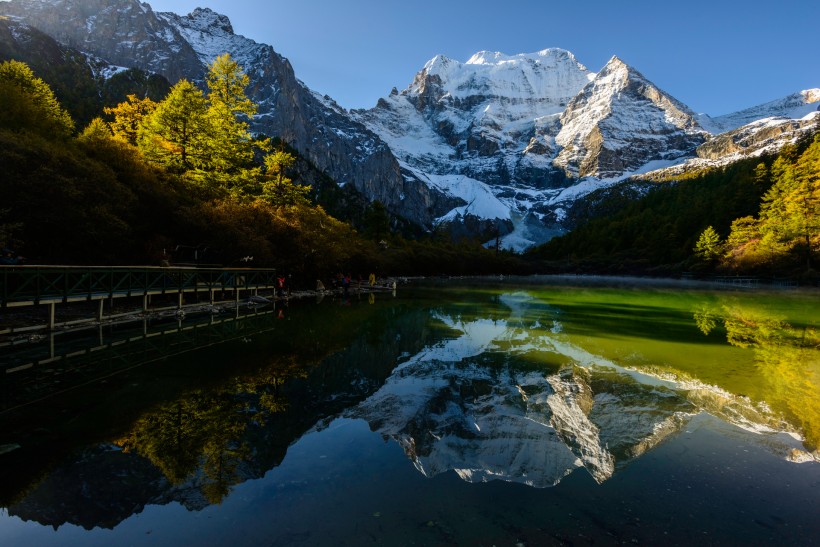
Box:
[0,278,818,545]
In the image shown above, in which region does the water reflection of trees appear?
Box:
[694,298,820,452]
[108,305,433,506]
[115,358,306,504]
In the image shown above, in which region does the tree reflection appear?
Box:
[115,359,307,504]
[694,297,820,452]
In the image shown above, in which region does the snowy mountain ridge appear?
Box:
[356,47,818,249]
[1,0,817,250]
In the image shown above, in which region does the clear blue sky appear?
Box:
[145,0,819,116]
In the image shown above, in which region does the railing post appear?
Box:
[48,302,56,331]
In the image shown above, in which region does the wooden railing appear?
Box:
[0,265,277,307]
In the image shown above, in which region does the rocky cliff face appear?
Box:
[697,113,820,160]
[0,0,437,226]
[553,56,707,178]
[3,0,817,247]
[0,17,170,127]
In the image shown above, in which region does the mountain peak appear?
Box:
[183,7,234,35]
[802,88,820,103]
[411,47,593,101]
[423,54,455,71]
[597,55,634,80]
[464,48,587,70]
[554,55,705,178]
[605,54,626,66]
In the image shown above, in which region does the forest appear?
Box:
[529,131,820,281]
[1,54,818,283]
[0,56,529,283]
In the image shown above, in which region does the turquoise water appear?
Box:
[1,278,818,545]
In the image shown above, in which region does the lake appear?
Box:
[1,277,819,545]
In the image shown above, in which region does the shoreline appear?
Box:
[1,273,814,344]
[0,282,399,344]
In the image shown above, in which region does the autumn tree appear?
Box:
[138,79,208,173]
[758,138,820,269]
[77,117,113,143]
[694,225,722,264]
[260,147,310,207]
[0,60,74,138]
[104,94,157,146]
[204,54,260,174]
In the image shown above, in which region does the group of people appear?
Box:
[276,274,291,298]
[327,272,378,295]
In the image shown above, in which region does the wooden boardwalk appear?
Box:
[1,265,278,332]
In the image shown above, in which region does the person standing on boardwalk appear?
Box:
[368,272,376,287]
[276,274,286,298]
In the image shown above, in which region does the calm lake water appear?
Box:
[1,277,819,546]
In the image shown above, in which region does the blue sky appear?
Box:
[145,0,819,116]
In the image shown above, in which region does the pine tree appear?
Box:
[758,140,820,268]
[205,54,259,168]
[364,201,390,242]
[787,136,820,269]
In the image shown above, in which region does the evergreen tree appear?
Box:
[200,54,266,196]
[786,136,820,269]
[204,54,260,172]
[364,201,391,242]
[758,140,820,268]
[138,79,208,173]
[694,225,722,263]
[753,162,769,186]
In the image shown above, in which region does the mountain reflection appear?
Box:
[3,287,817,532]
[348,292,817,488]
[4,300,431,529]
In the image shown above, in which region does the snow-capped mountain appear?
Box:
[553,56,707,178]
[351,48,598,245]
[357,48,817,249]
[354,48,593,185]
[1,0,817,249]
[697,89,820,134]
